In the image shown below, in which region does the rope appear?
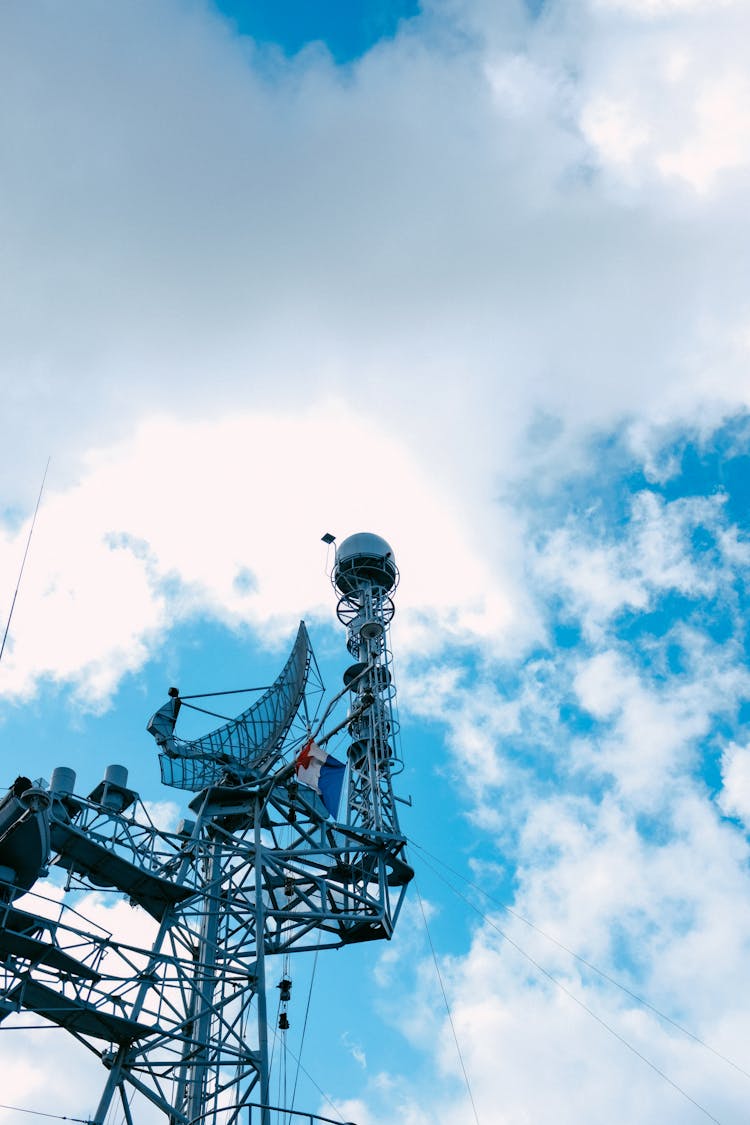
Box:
[177,699,239,723]
[281,953,290,1115]
[266,1022,348,1124]
[413,851,723,1124]
[268,985,282,1078]
[179,686,272,700]
[0,1102,92,1123]
[289,946,320,1121]
[410,838,750,1082]
[118,1084,134,1125]
[414,880,481,1125]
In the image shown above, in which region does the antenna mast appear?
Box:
[0,532,412,1124]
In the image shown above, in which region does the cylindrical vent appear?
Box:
[50,767,77,796]
[104,764,128,788]
[334,533,397,595]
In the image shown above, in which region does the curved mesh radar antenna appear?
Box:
[151,621,311,791]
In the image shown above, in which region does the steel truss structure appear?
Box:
[0,534,412,1125]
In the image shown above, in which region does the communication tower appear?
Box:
[0,533,412,1125]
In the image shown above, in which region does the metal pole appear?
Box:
[254,795,271,1125]
[187,839,222,1125]
[92,1045,127,1124]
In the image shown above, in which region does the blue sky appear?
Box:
[2,1,750,1123]
[211,0,421,63]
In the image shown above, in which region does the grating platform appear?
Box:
[51,822,195,921]
[0,927,101,981]
[2,978,154,1042]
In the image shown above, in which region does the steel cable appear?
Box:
[409,836,750,1082]
[412,844,723,1124]
[414,880,481,1125]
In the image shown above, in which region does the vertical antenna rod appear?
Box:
[0,457,50,665]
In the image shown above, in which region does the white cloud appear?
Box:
[657,72,750,191]
[0,402,526,706]
[718,741,750,827]
[341,1030,368,1070]
[1,0,749,518]
[592,0,739,18]
[573,649,630,719]
[0,1023,108,1125]
[2,1,750,1122]
[378,451,750,1120]
[380,782,750,1124]
[142,798,182,832]
[1,880,163,1123]
[533,489,735,641]
[577,0,750,192]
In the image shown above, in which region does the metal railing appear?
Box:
[189,1103,356,1125]
[246,1104,356,1125]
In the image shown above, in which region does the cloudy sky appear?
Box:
[2,0,750,1122]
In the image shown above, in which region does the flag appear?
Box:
[295,739,346,817]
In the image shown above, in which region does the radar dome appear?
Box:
[334,533,397,595]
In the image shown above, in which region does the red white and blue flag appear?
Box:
[295,739,345,817]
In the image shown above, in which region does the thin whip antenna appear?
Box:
[0,457,50,665]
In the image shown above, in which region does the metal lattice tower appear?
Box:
[0,533,412,1125]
